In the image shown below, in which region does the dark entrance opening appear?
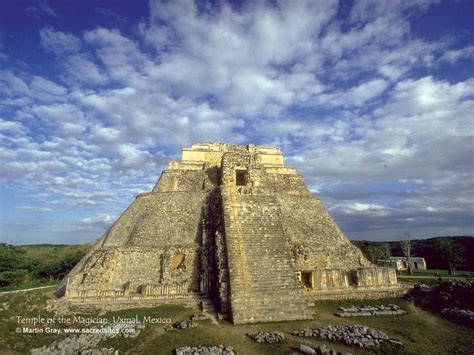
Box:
[235,170,246,186]
[347,270,357,286]
[414,262,418,269]
[301,271,312,288]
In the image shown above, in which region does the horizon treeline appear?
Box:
[352,236,474,271]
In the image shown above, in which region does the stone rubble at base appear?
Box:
[57,142,402,324]
[298,343,353,355]
[165,319,198,331]
[247,331,285,343]
[441,308,474,326]
[292,324,403,348]
[335,303,406,317]
[174,345,235,355]
[29,322,144,355]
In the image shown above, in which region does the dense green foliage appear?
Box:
[353,236,473,271]
[433,238,465,275]
[408,281,474,327]
[410,281,474,311]
[354,242,392,264]
[0,243,90,288]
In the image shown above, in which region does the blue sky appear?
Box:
[0,0,473,244]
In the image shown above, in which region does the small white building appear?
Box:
[378,256,427,270]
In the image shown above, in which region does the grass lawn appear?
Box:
[0,287,66,352]
[0,279,60,292]
[1,289,473,354]
[398,269,474,278]
[397,269,474,285]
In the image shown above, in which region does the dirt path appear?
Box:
[0,285,57,295]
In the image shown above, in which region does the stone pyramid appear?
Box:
[58,143,400,324]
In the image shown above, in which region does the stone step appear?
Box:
[222,193,311,324]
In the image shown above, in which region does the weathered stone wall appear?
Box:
[102,192,206,247]
[307,267,398,291]
[63,189,207,302]
[182,142,285,168]
[261,172,309,195]
[310,287,408,301]
[277,195,372,270]
[56,232,109,297]
[66,296,200,313]
[265,168,397,298]
[66,245,199,299]
[221,151,263,188]
[152,170,212,192]
[182,143,246,167]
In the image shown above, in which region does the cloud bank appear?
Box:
[0,0,473,243]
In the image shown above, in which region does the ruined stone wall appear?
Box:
[356,267,398,287]
[308,267,398,291]
[101,192,206,247]
[311,287,407,301]
[64,186,207,301]
[66,245,199,299]
[256,166,398,298]
[153,170,211,192]
[56,232,108,297]
[221,151,263,187]
[182,143,247,167]
[261,172,310,195]
[182,142,285,168]
[277,194,372,270]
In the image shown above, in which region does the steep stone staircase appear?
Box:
[199,296,219,324]
[222,191,312,324]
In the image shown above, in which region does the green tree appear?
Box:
[365,243,391,264]
[400,232,413,275]
[434,238,465,276]
[0,269,28,287]
[37,262,63,281]
[0,244,24,272]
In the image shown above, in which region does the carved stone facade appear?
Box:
[59,142,401,324]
